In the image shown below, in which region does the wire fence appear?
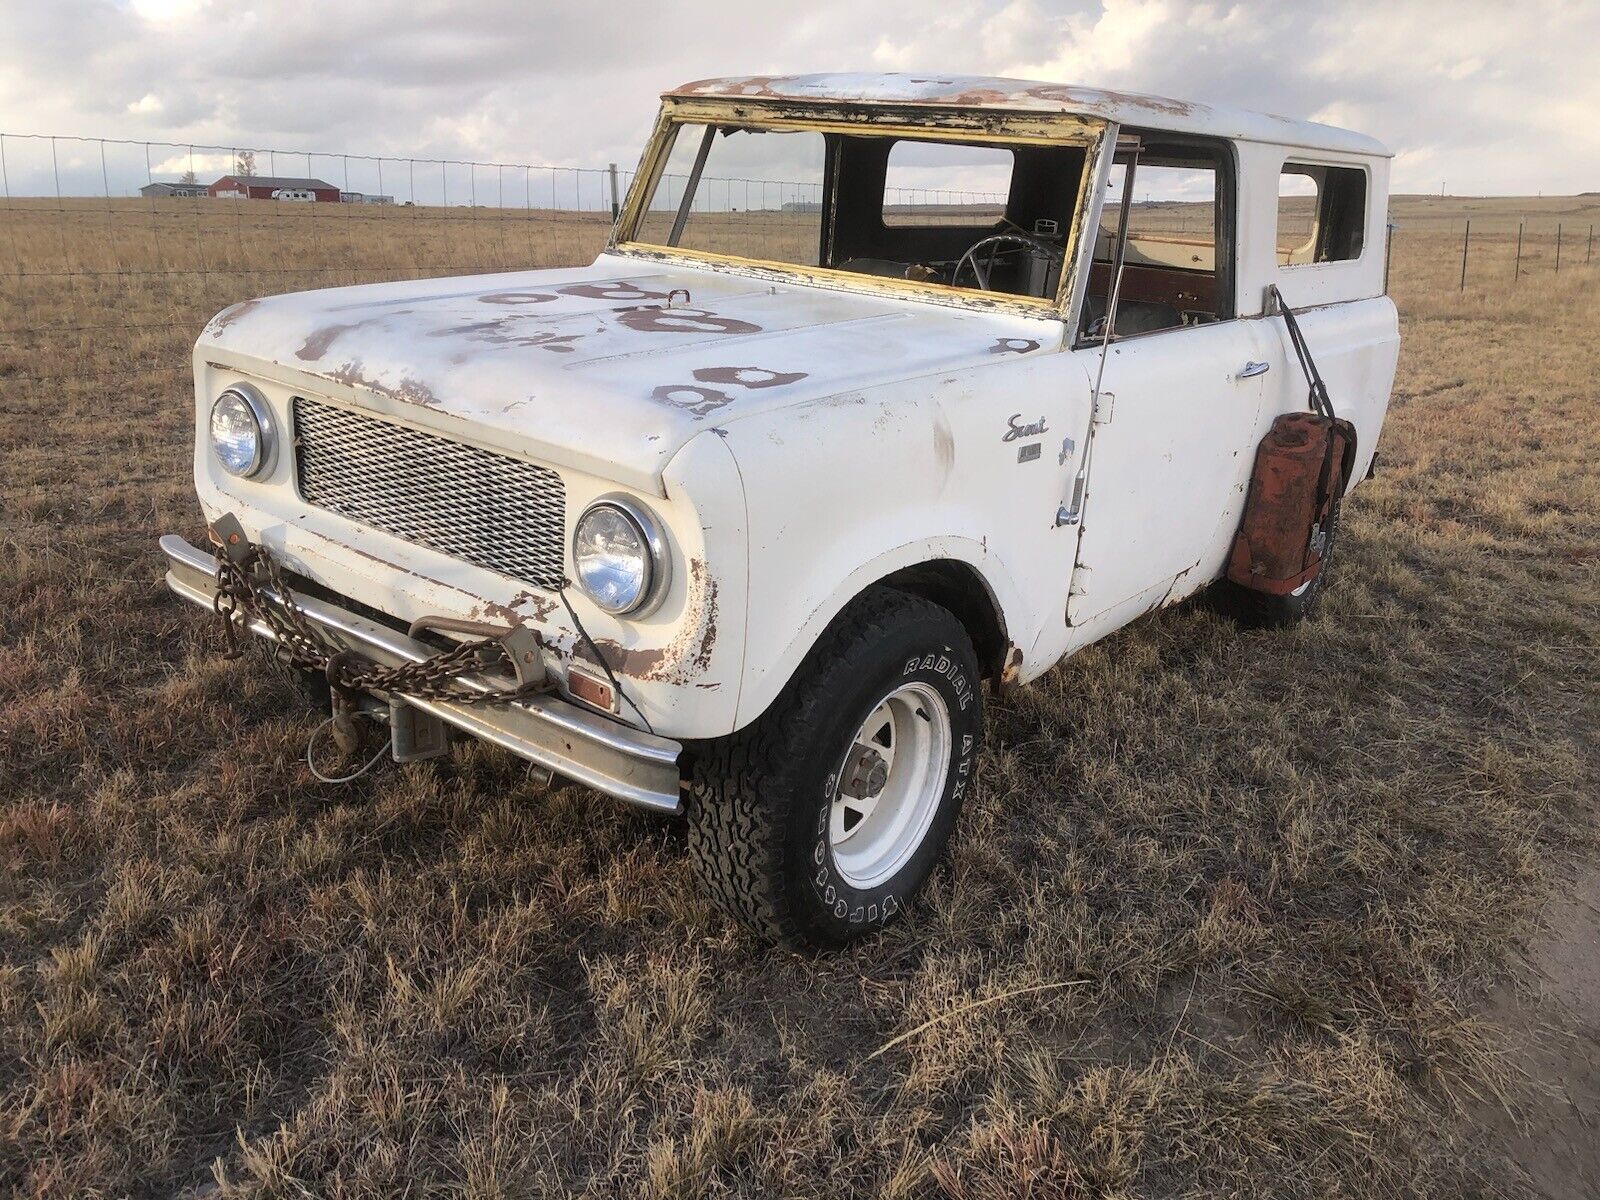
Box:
[0,133,1014,379]
[0,131,1594,394]
[1447,215,1596,289]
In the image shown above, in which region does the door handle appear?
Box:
[1237,360,1271,379]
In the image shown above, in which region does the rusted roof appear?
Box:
[665,73,1390,158]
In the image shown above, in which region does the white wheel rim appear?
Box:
[828,681,952,890]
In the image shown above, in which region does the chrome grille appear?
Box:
[292,396,566,588]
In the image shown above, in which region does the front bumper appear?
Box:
[159,534,684,813]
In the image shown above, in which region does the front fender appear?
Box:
[735,534,1021,732]
[715,366,1082,731]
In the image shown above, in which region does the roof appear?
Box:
[213,175,337,190]
[666,73,1390,158]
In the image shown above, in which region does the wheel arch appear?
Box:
[732,540,1023,733]
[877,559,1011,685]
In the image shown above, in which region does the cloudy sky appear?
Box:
[0,0,1594,198]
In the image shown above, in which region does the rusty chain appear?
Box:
[210,542,545,705]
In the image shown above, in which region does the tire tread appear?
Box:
[685,586,967,947]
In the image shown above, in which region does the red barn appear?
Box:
[207,175,340,202]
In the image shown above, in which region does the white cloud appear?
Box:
[129,0,208,20]
[0,1,1593,197]
[1014,0,1183,79]
[148,150,232,176]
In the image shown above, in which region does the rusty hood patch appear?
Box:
[199,253,1063,491]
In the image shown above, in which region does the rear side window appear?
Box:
[1277,163,1367,264]
[882,141,1013,227]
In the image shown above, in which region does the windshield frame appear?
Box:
[610,95,1109,321]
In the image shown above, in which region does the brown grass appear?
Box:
[0,193,1597,1198]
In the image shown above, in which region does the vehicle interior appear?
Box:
[1080,135,1233,342]
[824,134,1088,300]
[630,122,1089,303]
[629,121,1232,336]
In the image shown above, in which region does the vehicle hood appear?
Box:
[200,253,1063,491]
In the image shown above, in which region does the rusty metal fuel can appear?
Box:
[1225,412,1354,595]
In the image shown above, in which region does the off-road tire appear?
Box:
[685,587,984,949]
[1214,493,1342,628]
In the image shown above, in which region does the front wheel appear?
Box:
[685,587,984,948]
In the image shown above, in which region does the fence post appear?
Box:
[1514,220,1523,283]
[1554,223,1562,273]
[1588,223,1594,264]
[1459,218,1470,291]
[1383,221,1395,293]
[608,163,620,220]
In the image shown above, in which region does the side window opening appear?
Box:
[1277,163,1367,265]
[845,137,1078,298]
[881,142,1013,227]
[1081,138,1232,342]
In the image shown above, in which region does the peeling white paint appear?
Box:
[202,254,1058,493]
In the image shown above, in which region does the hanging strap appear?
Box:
[1269,284,1335,421]
[1270,285,1350,549]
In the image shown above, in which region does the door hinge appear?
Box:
[1092,390,1115,426]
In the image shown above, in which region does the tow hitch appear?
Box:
[207,513,559,780]
[207,513,551,704]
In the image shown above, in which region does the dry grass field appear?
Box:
[1,192,1598,1198]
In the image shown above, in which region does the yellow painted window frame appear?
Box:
[611,96,1110,321]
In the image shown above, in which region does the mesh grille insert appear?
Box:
[292,396,566,589]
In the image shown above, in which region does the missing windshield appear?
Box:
[629,121,1089,303]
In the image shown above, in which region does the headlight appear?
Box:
[209,384,274,478]
[572,496,670,617]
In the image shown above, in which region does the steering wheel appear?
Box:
[952,233,1064,291]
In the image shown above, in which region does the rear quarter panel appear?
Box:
[1265,296,1399,486]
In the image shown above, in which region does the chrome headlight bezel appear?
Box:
[571,494,671,618]
[209,383,276,479]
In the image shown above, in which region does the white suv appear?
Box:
[163,74,1398,947]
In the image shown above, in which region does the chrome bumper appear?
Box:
[158,535,683,813]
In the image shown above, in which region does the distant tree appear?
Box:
[179,168,197,185]
[234,150,257,177]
